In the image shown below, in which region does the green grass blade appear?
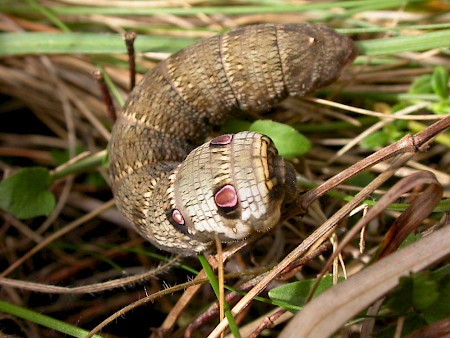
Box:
[356,29,450,55]
[0,300,103,338]
[0,32,197,56]
[198,254,241,338]
[2,26,450,57]
[98,65,125,107]
[24,0,70,32]
[0,0,423,17]
[50,150,107,181]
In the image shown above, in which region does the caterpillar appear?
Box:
[109,23,357,255]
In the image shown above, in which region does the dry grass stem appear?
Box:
[1,4,449,338]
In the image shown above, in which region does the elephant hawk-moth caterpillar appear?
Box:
[109,23,357,255]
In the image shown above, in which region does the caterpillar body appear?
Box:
[109,23,357,255]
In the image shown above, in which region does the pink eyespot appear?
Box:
[214,184,238,208]
[210,134,233,146]
[172,209,185,225]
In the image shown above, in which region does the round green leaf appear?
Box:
[249,120,311,159]
[431,66,449,100]
[0,167,55,219]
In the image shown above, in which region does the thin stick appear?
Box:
[123,31,137,91]
[208,115,450,337]
[215,234,225,338]
[207,153,414,338]
[92,69,116,122]
[155,242,247,337]
[298,115,450,215]
[0,199,115,278]
[306,171,442,303]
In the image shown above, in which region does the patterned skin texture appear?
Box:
[109,23,358,255]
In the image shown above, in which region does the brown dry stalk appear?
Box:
[307,170,443,304]
[299,115,450,214]
[92,69,116,122]
[278,225,450,338]
[1,8,450,338]
[0,199,115,277]
[404,316,450,338]
[0,257,179,293]
[247,308,289,338]
[85,268,268,338]
[154,241,247,337]
[123,31,137,90]
[208,115,450,338]
[214,234,225,338]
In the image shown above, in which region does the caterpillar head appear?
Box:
[168,131,298,244]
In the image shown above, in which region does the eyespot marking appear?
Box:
[108,23,358,255]
[166,209,189,235]
[214,184,238,208]
[210,134,233,147]
[172,209,185,225]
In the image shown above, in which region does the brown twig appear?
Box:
[92,69,116,122]
[248,308,287,338]
[297,115,450,216]
[123,31,137,91]
[214,234,225,338]
[185,271,269,338]
[0,256,179,293]
[277,242,332,280]
[404,316,450,338]
[0,199,115,278]
[306,170,443,304]
[208,114,450,337]
[278,225,450,338]
[153,242,248,338]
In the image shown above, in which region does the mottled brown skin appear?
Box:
[109,23,358,255]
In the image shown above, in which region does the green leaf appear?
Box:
[347,171,376,187]
[431,66,449,99]
[0,300,103,338]
[51,146,86,166]
[268,274,343,312]
[0,167,55,219]
[102,149,110,168]
[221,119,252,134]
[431,264,450,281]
[384,123,407,142]
[421,275,450,323]
[249,120,311,159]
[360,130,389,149]
[431,100,450,115]
[385,267,450,325]
[409,74,433,95]
[420,266,450,323]
[411,273,439,310]
[86,172,107,188]
[386,276,414,313]
[398,233,422,250]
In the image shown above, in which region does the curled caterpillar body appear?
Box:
[109,23,357,255]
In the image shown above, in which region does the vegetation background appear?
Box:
[0,0,449,337]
